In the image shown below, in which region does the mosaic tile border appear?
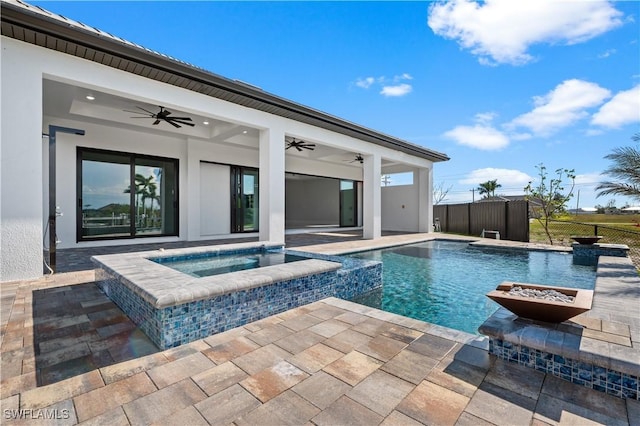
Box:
[95,248,382,349]
[489,338,639,400]
[572,243,629,266]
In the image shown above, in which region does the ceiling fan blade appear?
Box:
[124,109,152,115]
[130,116,152,119]
[169,116,192,121]
[295,146,302,152]
[136,106,156,115]
[165,119,181,128]
[302,145,314,150]
[170,120,195,127]
[153,119,161,125]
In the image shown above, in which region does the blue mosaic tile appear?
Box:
[488,338,639,401]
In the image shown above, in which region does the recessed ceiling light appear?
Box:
[85,95,95,101]
[242,130,248,134]
[203,121,209,125]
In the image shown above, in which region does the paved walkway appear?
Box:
[1,233,639,425]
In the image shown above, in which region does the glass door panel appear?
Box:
[80,153,131,239]
[242,170,259,231]
[231,167,259,233]
[340,180,357,227]
[134,158,178,236]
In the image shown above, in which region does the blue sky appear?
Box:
[33,1,640,208]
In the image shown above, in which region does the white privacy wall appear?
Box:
[381,184,420,232]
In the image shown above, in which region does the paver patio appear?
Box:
[1,232,638,425]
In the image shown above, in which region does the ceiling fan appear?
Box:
[125,106,195,128]
[286,138,316,151]
[347,154,364,164]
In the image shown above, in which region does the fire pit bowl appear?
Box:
[487,282,593,323]
[571,235,603,245]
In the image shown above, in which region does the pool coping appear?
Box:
[91,241,343,309]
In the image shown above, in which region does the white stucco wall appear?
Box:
[381,184,420,232]
[1,39,45,281]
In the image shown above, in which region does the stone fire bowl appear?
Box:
[487,282,594,323]
[571,235,603,245]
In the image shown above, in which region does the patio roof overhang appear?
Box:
[1,0,450,163]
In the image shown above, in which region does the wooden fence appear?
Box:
[433,200,530,242]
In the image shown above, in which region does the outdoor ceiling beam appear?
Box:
[1,1,449,163]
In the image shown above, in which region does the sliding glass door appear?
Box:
[77,148,178,240]
[231,166,259,233]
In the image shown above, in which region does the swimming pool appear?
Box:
[348,240,596,334]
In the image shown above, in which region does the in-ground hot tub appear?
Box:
[92,241,382,349]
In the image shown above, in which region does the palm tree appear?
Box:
[477,179,502,199]
[596,133,640,202]
[124,173,152,226]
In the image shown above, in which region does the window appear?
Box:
[77,148,178,240]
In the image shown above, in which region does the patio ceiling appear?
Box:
[44,80,410,171]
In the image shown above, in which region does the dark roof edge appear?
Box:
[1,0,449,162]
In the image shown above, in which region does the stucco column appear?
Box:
[186,138,200,241]
[363,153,381,239]
[418,167,433,232]
[1,47,44,281]
[259,127,285,243]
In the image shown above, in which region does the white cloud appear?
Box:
[354,74,413,97]
[509,79,611,136]
[459,168,532,191]
[444,112,509,150]
[474,112,497,125]
[355,77,376,89]
[444,124,509,150]
[380,84,413,97]
[393,73,413,82]
[575,172,603,187]
[597,49,617,59]
[428,0,624,66]
[591,85,640,128]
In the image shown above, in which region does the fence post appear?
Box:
[594,225,598,236]
[504,201,509,240]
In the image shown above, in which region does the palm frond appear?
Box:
[595,181,640,201]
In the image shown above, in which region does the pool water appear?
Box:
[154,251,307,278]
[348,240,596,335]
